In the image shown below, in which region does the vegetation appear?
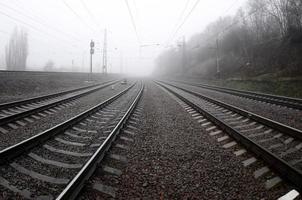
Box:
[44,60,55,71]
[205,78,302,98]
[156,0,302,79]
[5,27,28,71]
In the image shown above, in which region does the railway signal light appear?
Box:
[90,40,95,48]
[89,40,95,82]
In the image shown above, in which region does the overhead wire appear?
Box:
[213,5,265,40]
[192,2,266,49]
[13,0,86,40]
[61,0,98,34]
[165,0,191,45]
[0,27,83,59]
[80,0,102,29]
[79,0,110,55]
[79,0,122,59]
[221,0,240,16]
[0,9,79,48]
[0,1,95,69]
[132,0,140,27]
[0,1,82,43]
[167,0,201,44]
[124,0,141,44]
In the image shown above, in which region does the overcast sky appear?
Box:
[0,0,246,76]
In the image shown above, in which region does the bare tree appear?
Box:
[44,60,55,71]
[5,27,28,71]
[156,0,302,78]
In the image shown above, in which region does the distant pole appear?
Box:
[82,51,85,72]
[102,29,107,74]
[90,40,95,81]
[90,53,92,78]
[216,37,220,78]
[182,36,186,76]
[139,46,142,58]
[120,51,123,74]
[71,59,74,72]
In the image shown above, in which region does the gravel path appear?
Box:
[0,81,134,150]
[115,81,285,199]
[168,81,302,130]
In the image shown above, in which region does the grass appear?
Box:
[173,73,302,99]
[204,79,302,98]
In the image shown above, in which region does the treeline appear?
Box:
[156,0,302,79]
[5,27,28,71]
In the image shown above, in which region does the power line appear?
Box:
[195,5,265,48]
[165,0,191,46]
[168,0,201,44]
[213,6,265,39]
[0,9,78,48]
[133,0,140,25]
[0,27,83,55]
[0,1,82,43]
[188,3,266,52]
[80,0,102,29]
[221,0,240,16]
[176,0,192,28]
[124,0,141,44]
[132,0,139,17]
[61,0,97,34]
[13,0,85,40]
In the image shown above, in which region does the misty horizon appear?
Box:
[0,0,245,76]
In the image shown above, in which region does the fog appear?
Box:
[0,0,245,76]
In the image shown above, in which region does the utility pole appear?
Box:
[81,51,86,72]
[215,37,220,78]
[102,29,107,74]
[90,40,95,81]
[71,59,75,72]
[120,51,123,74]
[182,36,186,76]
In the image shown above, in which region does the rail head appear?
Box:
[169,79,302,109]
[0,79,119,110]
[0,80,121,127]
[56,82,144,200]
[160,80,302,140]
[0,82,136,165]
[156,81,302,192]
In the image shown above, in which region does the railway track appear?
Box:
[0,80,119,134]
[169,80,302,110]
[156,81,301,198]
[0,81,143,199]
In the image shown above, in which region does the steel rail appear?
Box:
[0,80,120,126]
[0,82,137,165]
[0,79,116,110]
[160,80,302,140]
[56,82,144,200]
[156,81,302,192]
[169,80,302,110]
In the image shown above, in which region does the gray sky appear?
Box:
[0,0,246,76]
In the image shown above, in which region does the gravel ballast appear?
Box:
[113,82,287,199]
[0,71,120,103]
[0,81,134,150]
[167,81,302,130]
[0,83,142,199]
